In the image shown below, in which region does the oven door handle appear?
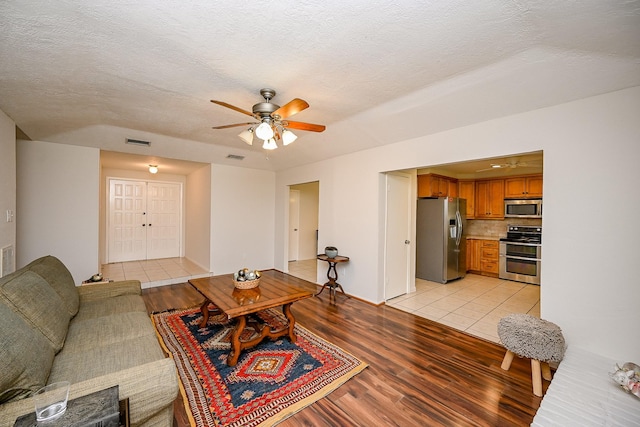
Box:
[501,254,541,262]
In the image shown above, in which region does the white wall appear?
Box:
[185,165,212,271]
[16,140,100,284]
[276,86,640,361]
[210,164,275,274]
[0,110,16,276]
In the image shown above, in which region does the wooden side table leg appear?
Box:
[282,303,297,343]
[227,315,247,367]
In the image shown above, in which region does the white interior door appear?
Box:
[385,173,412,299]
[146,182,181,259]
[108,179,182,263]
[288,189,300,262]
[108,180,147,263]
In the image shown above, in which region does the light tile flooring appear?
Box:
[387,274,540,344]
[287,258,318,283]
[100,257,210,288]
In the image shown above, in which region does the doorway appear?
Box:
[107,179,182,263]
[287,182,319,282]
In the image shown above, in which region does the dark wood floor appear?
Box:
[142,277,545,427]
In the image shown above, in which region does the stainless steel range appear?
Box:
[499,225,541,285]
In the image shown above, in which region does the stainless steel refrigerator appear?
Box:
[416,197,467,284]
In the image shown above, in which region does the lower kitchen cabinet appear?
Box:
[467,239,499,277]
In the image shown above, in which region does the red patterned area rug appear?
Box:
[152,307,367,427]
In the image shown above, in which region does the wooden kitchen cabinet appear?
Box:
[417,174,457,198]
[458,180,475,218]
[479,240,499,276]
[475,179,505,218]
[467,239,499,277]
[466,239,480,271]
[504,175,543,198]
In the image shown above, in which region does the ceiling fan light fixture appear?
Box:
[238,128,254,145]
[282,129,297,146]
[255,121,274,140]
[263,138,277,150]
[148,165,158,174]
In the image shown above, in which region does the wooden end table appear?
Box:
[188,270,313,366]
[316,254,349,300]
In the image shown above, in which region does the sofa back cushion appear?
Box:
[25,255,79,316]
[0,270,71,352]
[0,301,55,403]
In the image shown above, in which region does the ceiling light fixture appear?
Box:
[255,120,274,140]
[238,128,254,145]
[281,129,297,146]
[148,165,158,174]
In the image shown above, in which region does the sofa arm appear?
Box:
[0,358,178,427]
[77,280,142,302]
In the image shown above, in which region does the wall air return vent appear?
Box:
[226,154,245,160]
[125,138,151,147]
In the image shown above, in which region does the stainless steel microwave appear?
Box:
[504,199,542,218]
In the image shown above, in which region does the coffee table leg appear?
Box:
[227,315,246,367]
[282,303,297,343]
[199,299,211,328]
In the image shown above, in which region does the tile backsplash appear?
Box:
[466,218,542,238]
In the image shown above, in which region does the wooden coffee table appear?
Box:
[188,270,313,366]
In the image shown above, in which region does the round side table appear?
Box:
[316,254,349,301]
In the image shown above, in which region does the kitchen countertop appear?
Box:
[466,235,502,240]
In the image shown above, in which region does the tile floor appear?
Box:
[387,274,540,344]
[287,258,318,283]
[100,257,210,288]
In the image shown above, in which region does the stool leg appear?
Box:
[501,350,515,371]
[541,362,552,381]
[531,359,543,397]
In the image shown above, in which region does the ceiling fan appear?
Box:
[211,88,326,150]
[476,160,542,172]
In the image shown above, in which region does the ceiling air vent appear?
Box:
[125,138,151,147]
[226,154,245,160]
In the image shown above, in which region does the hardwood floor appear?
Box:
[142,276,545,427]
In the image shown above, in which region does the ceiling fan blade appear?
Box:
[210,100,255,117]
[285,120,326,132]
[273,98,309,119]
[212,122,256,129]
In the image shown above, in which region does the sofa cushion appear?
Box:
[25,255,79,316]
[0,270,71,352]
[48,334,166,384]
[0,301,55,404]
[73,294,147,322]
[65,311,157,353]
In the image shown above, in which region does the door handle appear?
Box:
[405,240,410,244]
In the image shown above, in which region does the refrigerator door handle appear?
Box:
[455,210,463,247]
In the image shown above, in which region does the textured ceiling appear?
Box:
[1,1,639,171]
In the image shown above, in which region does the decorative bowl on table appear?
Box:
[233,268,261,289]
[325,246,338,258]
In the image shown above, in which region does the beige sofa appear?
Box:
[0,256,178,427]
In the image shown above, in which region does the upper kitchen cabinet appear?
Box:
[504,175,543,199]
[417,174,458,198]
[458,180,475,219]
[475,179,504,218]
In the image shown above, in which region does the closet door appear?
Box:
[108,180,147,263]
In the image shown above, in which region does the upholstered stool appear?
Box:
[497,313,565,397]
